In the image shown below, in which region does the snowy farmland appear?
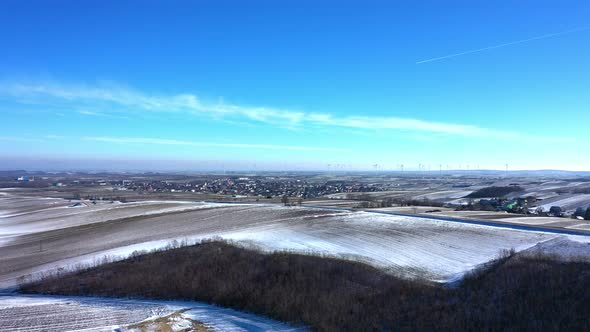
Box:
[211,211,566,281]
[536,194,590,212]
[2,189,590,330]
[0,294,304,332]
[2,190,589,287]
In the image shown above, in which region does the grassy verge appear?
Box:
[20,241,590,331]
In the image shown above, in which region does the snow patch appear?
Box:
[524,236,590,259]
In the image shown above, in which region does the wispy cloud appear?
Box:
[0,80,570,142]
[83,136,350,152]
[79,109,130,119]
[79,110,105,116]
[417,26,589,64]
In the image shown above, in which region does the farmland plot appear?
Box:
[0,294,304,332]
[1,190,589,286]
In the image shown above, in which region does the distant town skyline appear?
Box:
[1,1,589,171]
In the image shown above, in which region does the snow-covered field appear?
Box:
[209,211,566,281]
[523,236,590,259]
[536,194,590,212]
[0,194,228,239]
[0,294,304,332]
[2,189,590,330]
[413,190,473,201]
[2,190,590,285]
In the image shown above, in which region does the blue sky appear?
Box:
[1,0,589,171]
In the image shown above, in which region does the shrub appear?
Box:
[20,241,590,331]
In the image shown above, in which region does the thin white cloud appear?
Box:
[417,26,589,64]
[78,109,130,119]
[0,81,571,142]
[83,136,350,152]
[79,110,105,116]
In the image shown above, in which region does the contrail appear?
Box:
[416,26,589,64]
